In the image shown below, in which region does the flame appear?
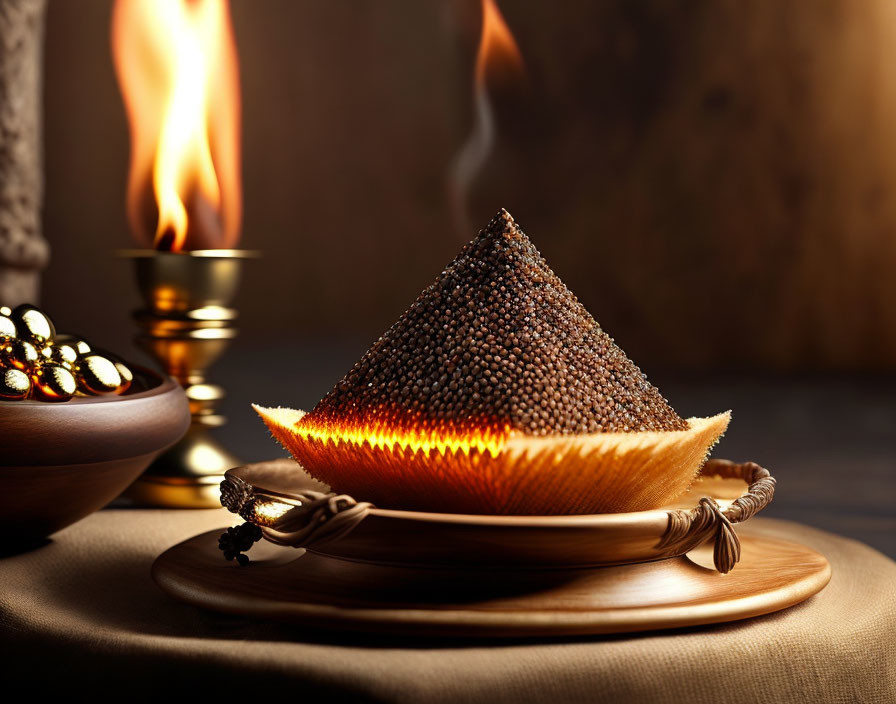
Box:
[112,0,241,251]
[294,413,510,458]
[449,0,523,237]
[475,0,524,87]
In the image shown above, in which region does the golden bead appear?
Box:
[44,342,79,366]
[115,362,133,394]
[2,338,40,371]
[32,364,76,402]
[12,304,55,344]
[54,334,91,356]
[75,354,122,395]
[0,315,15,339]
[0,368,30,400]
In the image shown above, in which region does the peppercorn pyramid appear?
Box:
[256,209,729,514]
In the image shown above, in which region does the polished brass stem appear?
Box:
[122,250,258,508]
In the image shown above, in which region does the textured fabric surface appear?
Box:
[1,511,893,702]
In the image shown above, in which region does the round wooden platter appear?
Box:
[152,526,830,638]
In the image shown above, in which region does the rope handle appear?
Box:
[218,474,372,564]
[656,459,776,574]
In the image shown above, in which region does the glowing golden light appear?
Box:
[293,415,511,458]
[252,500,293,526]
[111,0,241,251]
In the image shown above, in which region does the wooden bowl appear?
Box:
[0,367,189,544]
[225,457,776,574]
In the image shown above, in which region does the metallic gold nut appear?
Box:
[2,338,40,371]
[0,315,16,339]
[0,368,30,400]
[54,334,91,356]
[114,362,133,394]
[12,304,55,344]
[75,354,122,395]
[32,364,76,402]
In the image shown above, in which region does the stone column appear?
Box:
[0,0,48,307]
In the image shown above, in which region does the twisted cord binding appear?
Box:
[257,491,373,549]
[218,475,373,563]
[657,459,776,574]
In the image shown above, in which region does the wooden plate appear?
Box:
[152,524,830,637]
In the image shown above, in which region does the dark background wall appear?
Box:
[41,0,896,372]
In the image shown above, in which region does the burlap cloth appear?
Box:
[1,510,894,702]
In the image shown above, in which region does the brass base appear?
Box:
[124,425,240,508]
[125,476,224,509]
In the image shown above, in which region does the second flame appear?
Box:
[476,0,523,86]
[449,0,524,237]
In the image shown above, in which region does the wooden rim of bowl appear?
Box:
[222,458,776,573]
[0,367,190,466]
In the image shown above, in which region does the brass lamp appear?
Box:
[111,0,248,507]
[123,249,257,507]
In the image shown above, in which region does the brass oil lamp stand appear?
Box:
[122,250,257,508]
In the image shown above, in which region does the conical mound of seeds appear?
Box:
[309,209,687,436]
[257,209,729,515]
